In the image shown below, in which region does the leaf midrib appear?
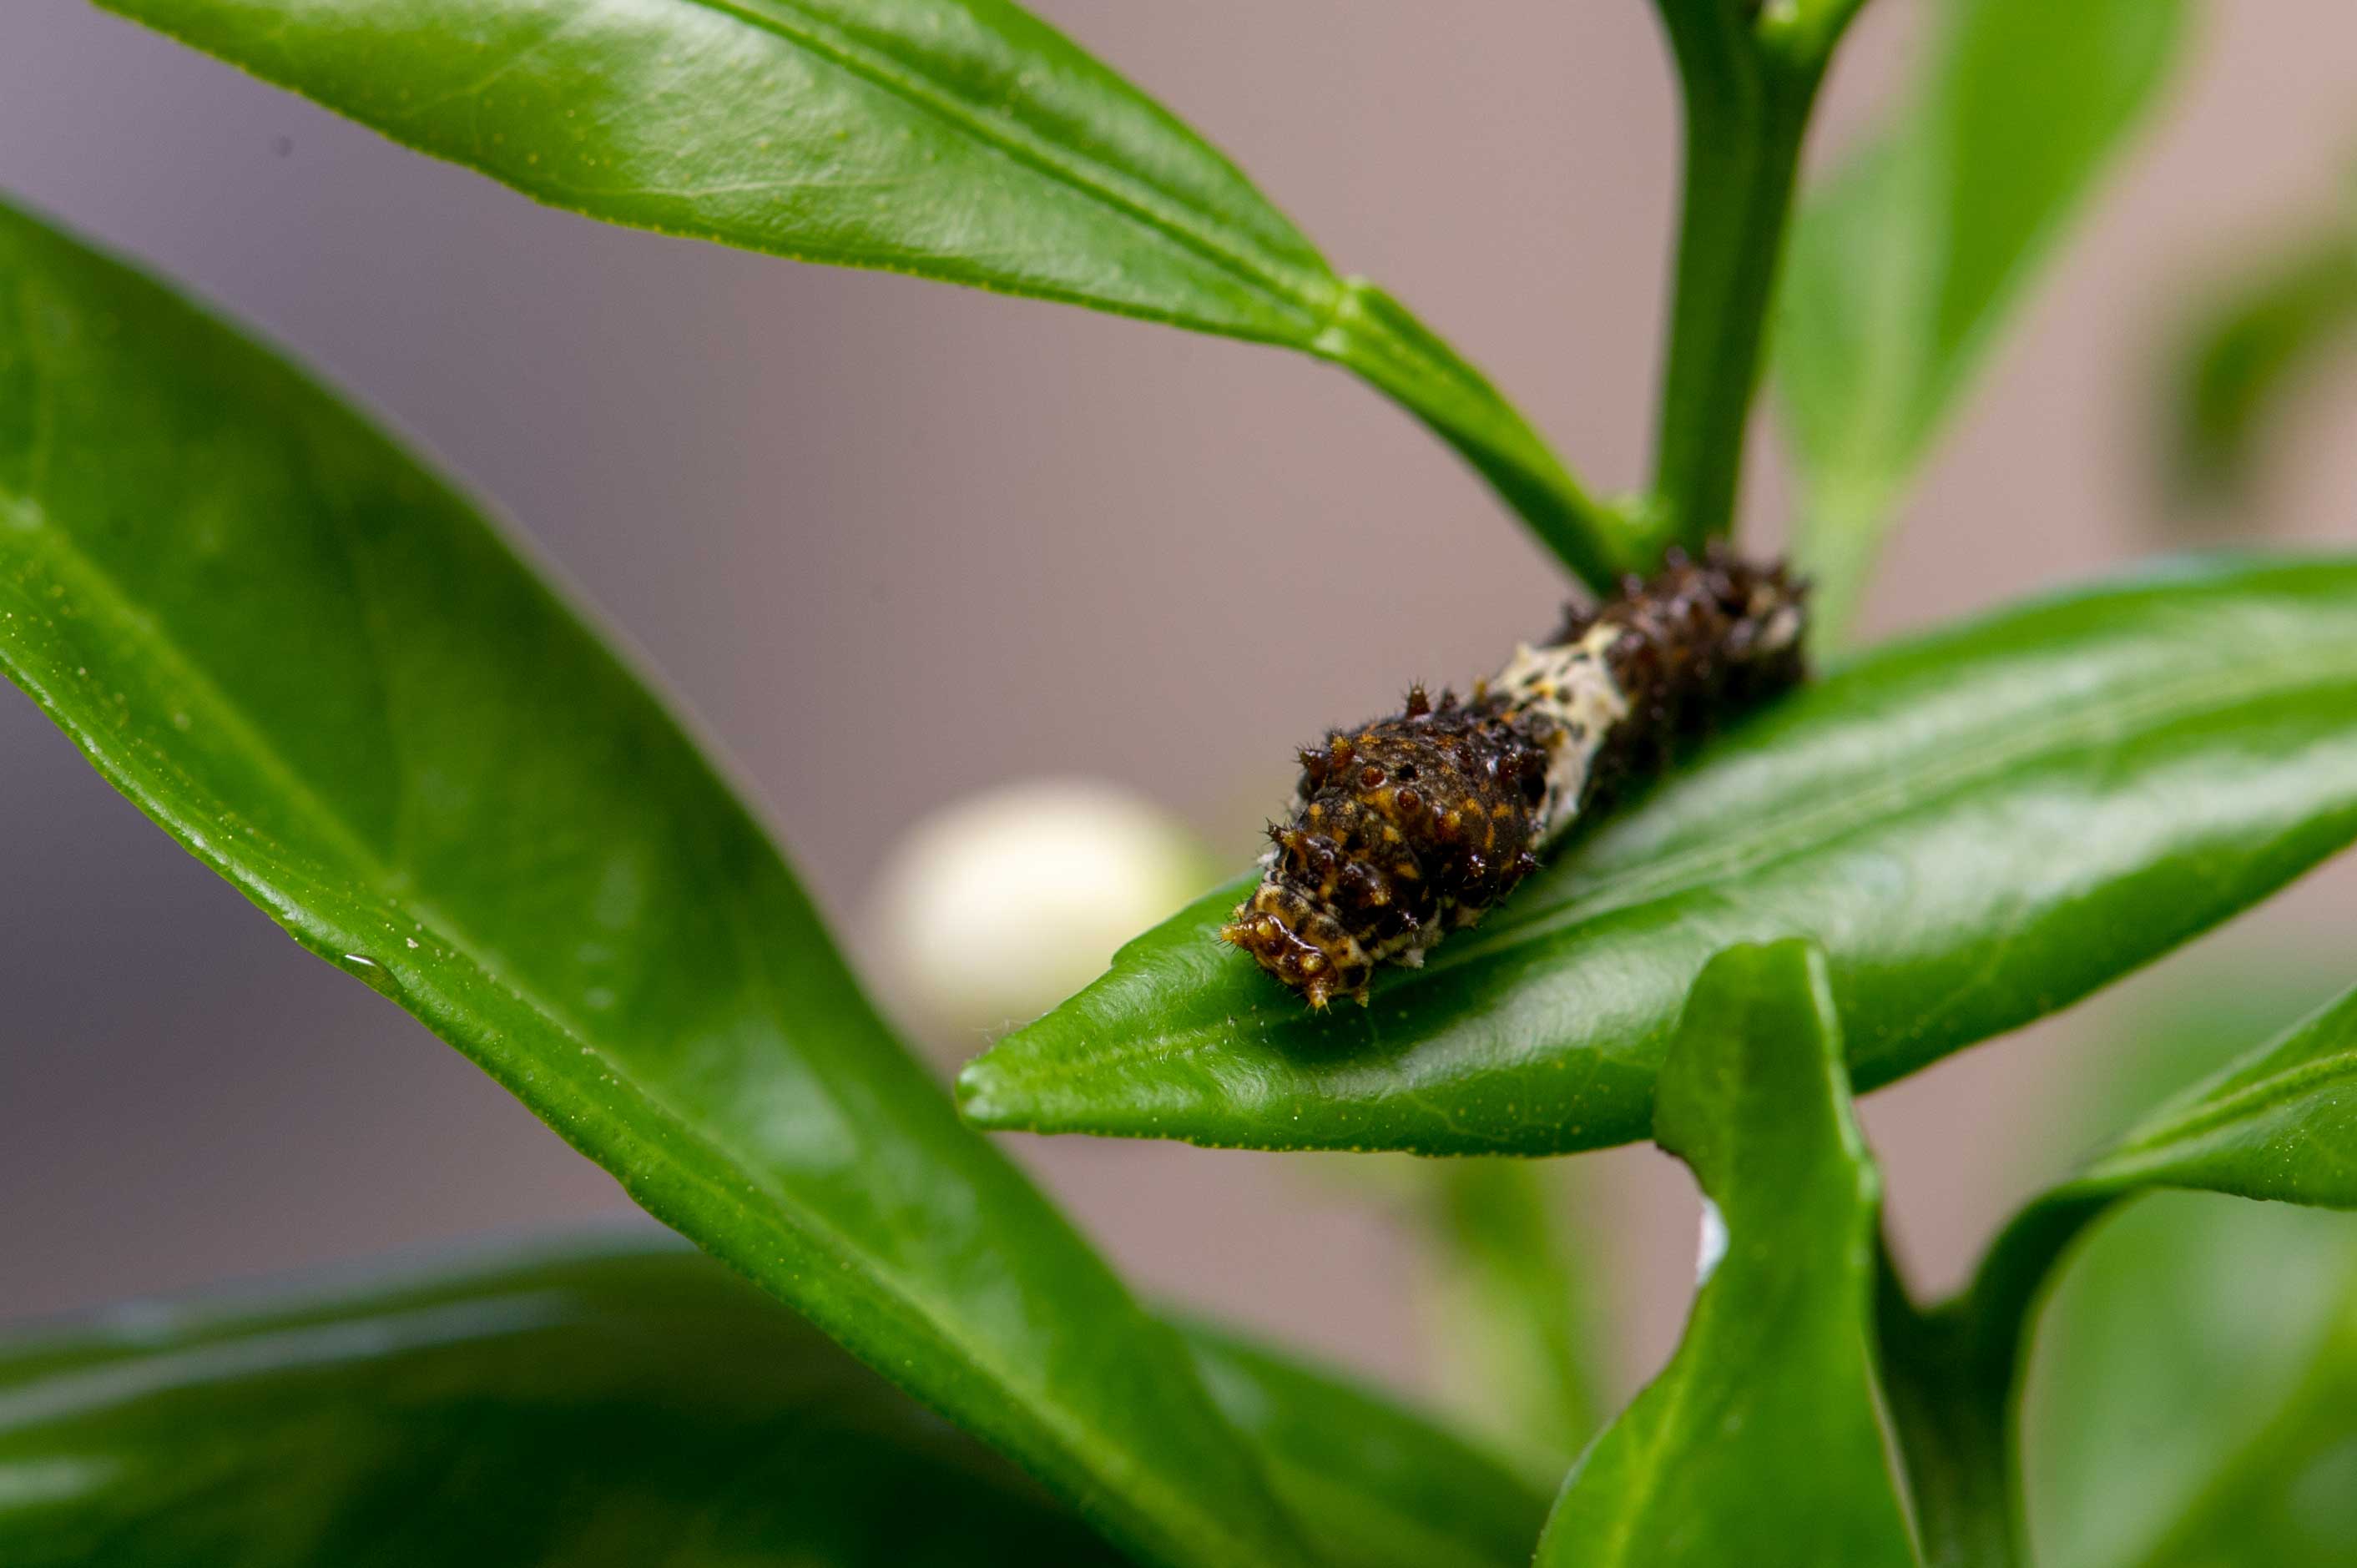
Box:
[0,515,1274,1568]
[1432,630,2357,972]
[500,0,1339,331]
[2094,1049,2357,1175]
[984,597,2357,1097]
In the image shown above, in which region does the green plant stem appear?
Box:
[1877,1197,2115,1567]
[1875,1296,2020,1568]
[1644,3,1864,557]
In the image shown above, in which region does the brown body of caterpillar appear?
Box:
[1222,546,1807,1008]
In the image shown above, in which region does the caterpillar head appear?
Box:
[1220,880,1374,1009]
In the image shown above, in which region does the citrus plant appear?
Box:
[5,1,2355,1565]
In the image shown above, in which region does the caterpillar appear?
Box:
[1221,545,1807,1009]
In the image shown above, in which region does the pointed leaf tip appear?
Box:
[1537,940,1916,1566]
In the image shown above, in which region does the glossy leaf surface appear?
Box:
[1774,0,2187,638]
[98,0,1626,590]
[0,1243,1120,1567]
[0,1240,1550,1568]
[0,200,1306,1568]
[1535,942,1917,1566]
[964,555,2357,1155]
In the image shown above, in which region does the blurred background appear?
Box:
[3,0,2356,1553]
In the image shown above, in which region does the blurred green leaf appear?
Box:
[0,1242,1123,1567]
[0,199,1310,1568]
[97,0,1632,590]
[1182,1320,1552,1568]
[962,554,2357,1155]
[1535,941,1918,1566]
[2017,969,2357,1568]
[2168,229,2357,507]
[1774,0,2188,641]
[1417,1159,1604,1475]
[1932,972,2357,1566]
[2023,1195,2357,1568]
[2009,971,2357,1565]
[0,1239,1552,1568]
[2126,1299,2357,1568]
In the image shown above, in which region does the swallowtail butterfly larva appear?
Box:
[1223,546,1807,1008]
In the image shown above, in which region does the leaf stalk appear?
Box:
[1877,1194,2113,1567]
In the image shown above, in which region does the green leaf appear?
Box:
[2168,228,2357,507]
[0,1241,1124,1567]
[1183,1321,1552,1568]
[1956,969,2357,1416]
[2070,981,2357,1208]
[962,553,2357,1156]
[1534,941,1918,1566]
[2022,1195,2357,1568]
[1910,974,2357,1566]
[1774,0,2188,641]
[0,199,1308,1568]
[96,0,1631,592]
[0,1238,1552,1568]
[2018,972,2357,1568]
[2122,1298,2357,1568]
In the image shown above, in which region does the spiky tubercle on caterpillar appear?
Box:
[1220,546,1808,1009]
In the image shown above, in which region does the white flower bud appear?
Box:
[869,779,1214,1039]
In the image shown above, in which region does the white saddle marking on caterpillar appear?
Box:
[1486,623,1628,843]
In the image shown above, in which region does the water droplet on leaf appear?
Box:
[336,954,401,999]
